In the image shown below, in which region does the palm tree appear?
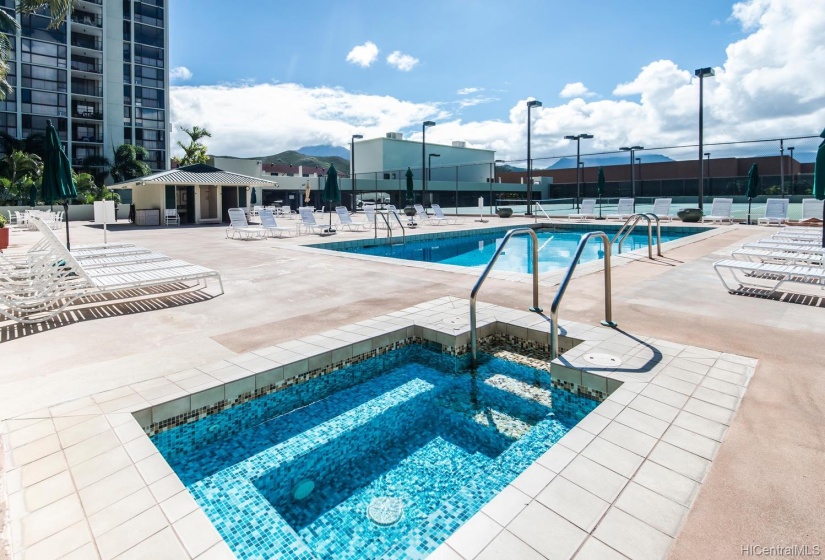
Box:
[0,131,47,159]
[79,154,111,186]
[110,144,150,183]
[176,125,212,165]
[0,150,43,203]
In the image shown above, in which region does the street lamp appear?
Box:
[788,146,795,196]
[428,153,440,181]
[526,99,542,215]
[620,145,644,210]
[695,66,715,212]
[636,157,642,196]
[422,120,436,206]
[704,152,711,197]
[579,161,585,199]
[351,134,362,210]
[564,133,594,211]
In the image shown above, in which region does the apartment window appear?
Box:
[122,0,131,20]
[21,39,66,68]
[21,89,67,116]
[135,86,163,109]
[123,106,132,124]
[134,65,163,88]
[124,127,132,142]
[22,13,66,44]
[22,115,67,140]
[136,127,164,150]
[123,85,131,104]
[0,112,16,139]
[134,44,163,68]
[134,3,163,28]
[22,64,67,92]
[122,20,131,41]
[134,107,164,127]
[123,63,132,83]
[134,24,163,48]
[137,0,165,8]
[71,79,101,97]
[123,44,131,62]
[0,91,15,112]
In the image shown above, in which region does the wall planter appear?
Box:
[677,208,703,223]
[497,207,513,218]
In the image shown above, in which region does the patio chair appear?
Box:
[335,207,370,231]
[431,204,460,224]
[714,258,825,297]
[651,198,674,222]
[414,203,446,225]
[732,246,823,266]
[605,198,635,221]
[568,199,597,221]
[701,198,734,224]
[757,199,788,226]
[298,207,329,234]
[801,198,824,221]
[165,209,180,226]
[259,209,296,237]
[226,208,265,239]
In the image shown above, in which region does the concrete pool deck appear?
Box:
[1,216,823,559]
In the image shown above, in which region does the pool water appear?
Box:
[152,345,598,559]
[329,228,693,273]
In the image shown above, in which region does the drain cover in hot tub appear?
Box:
[367,497,404,526]
[583,353,622,367]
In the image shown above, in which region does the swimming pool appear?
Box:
[152,345,597,559]
[324,227,697,273]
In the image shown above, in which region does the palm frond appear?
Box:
[17,0,73,29]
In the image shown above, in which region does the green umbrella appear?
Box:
[405,167,414,205]
[813,128,825,247]
[250,186,257,205]
[322,164,340,231]
[746,163,759,225]
[42,120,77,248]
[28,181,37,207]
[597,167,606,219]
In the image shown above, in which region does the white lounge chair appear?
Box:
[772,231,820,241]
[702,198,734,224]
[731,248,823,266]
[568,199,597,221]
[226,208,264,239]
[431,204,459,224]
[259,209,296,237]
[744,241,825,254]
[714,259,825,297]
[165,209,180,226]
[298,207,329,234]
[757,199,788,226]
[335,207,369,231]
[651,198,674,222]
[605,198,635,221]
[414,203,448,225]
[801,199,824,221]
[363,204,381,228]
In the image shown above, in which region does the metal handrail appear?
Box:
[550,231,616,360]
[470,228,541,367]
[533,202,552,223]
[611,213,653,258]
[373,209,405,246]
[644,213,663,256]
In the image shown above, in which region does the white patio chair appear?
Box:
[568,199,597,221]
[226,208,264,239]
[165,209,180,226]
[298,207,329,234]
[605,198,635,220]
[651,198,674,222]
[801,199,824,221]
[757,199,788,226]
[431,204,460,224]
[714,259,825,297]
[702,198,734,224]
[335,206,369,231]
[363,204,383,229]
[259,209,296,237]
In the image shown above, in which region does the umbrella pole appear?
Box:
[63,202,71,251]
[747,198,752,225]
[822,203,824,248]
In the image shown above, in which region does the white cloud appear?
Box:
[345,41,379,68]
[458,96,498,109]
[457,87,482,95]
[386,51,419,71]
[559,82,595,99]
[170,66,192,81]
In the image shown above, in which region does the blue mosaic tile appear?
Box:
[152,345,597,560]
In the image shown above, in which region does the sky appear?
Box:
[168,0,825,162]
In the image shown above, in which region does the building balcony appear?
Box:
[70,60,102,74]
[71,13,102,28]
[71,83,103,97]
[71,36,102,51]
[72,110,102,120]
[73,135,103,144]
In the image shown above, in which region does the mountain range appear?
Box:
[215,146,350,173]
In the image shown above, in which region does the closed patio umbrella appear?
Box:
[42,120,77,249]
[813,128,825,247]
[746,163,759,225]
[250,186,257,205]
[597,167,606,219]
[405,167,414,205]
[322,164,340,232]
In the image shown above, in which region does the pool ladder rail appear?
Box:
[469,228,617,367]
[612,213,663,258]
[373,210,406,246]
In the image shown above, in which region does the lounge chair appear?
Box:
[651,198,674,222]
[744,241,825,254]
[259,209,296,237]
[772,230,820,242]
[335,207,370,231]
[731,248,823,266]
[226,208,265,239]
[801,199,824,221]
[363,204,381,228]
[757,199,788,226]
[568,199,597,221]
[164,209,180,226]
[714,259,825,297]
[431,204,459,224]
[605,198,635,220]
[415,203,448,225]
[298,207,330,234]
[701,198,734,224]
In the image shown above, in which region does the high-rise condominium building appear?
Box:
[0,0,170,176]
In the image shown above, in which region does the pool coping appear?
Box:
[1,296,755,560]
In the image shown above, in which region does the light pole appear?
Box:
[422,120,436,206]
[788,146,795,196]
[493,159,504,213]
[350,134,362,210]
[636,157,642,197]
[526,99,542,215]
[620,145,644,210]
[564,133,594,211]
[704,152,711,197]
[428,153,440,185]
[579,161,585,199]
[695,66,715,212]
[779,139,785,199]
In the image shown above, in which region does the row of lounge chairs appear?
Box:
[0,217,223,324]
[714,226,825,297]
[568,198,676,222]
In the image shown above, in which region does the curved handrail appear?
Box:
[643,213,662,256]
[550,231,616,360]
[470,228,541,367]
[611,213,653,259]
[372,209,405,245]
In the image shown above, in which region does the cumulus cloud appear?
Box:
[170,66,192,81]
[386,51,419,71]
[559,82,595,98]
[458,96,498,109]
[346,41,379,68]
[171,0,825,161]
[457,87,482,95]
